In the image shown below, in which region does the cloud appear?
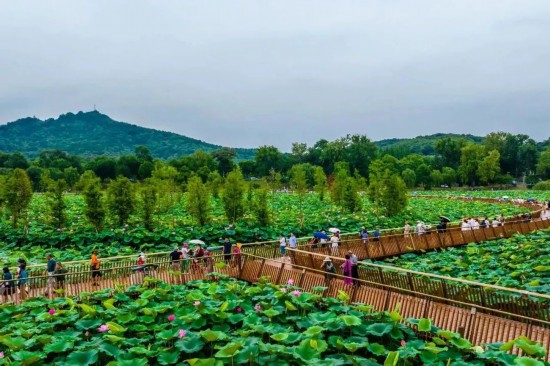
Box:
[1,0,549,151]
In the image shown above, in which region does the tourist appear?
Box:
[289,233,297,249]
[330,233,339,256]
[349,250,359,286]
[472,218,480,230]
[341,255,353,286]
[461,219,471,231]
[403,221,411,235]
[492,217,500,227]
[45,253,56,298]
[279,234,287,256]
[223,238,232,263]
[204,248,213,273]
[2,267,15,302]
[321,257,335,283]
[309,237,319,252]
[193,245,205,272]
[90,250,101,286]
[360,226,369,243]
[232,243,242,268]
[17,263,28,301]
[136,252,146,273]
[499,214,505,225]
[181,243,189,272]
[320,231,328,248]
[415,221,426,235]
[54,262,68,295]
[170,247,181,271]
[373,228,380,242]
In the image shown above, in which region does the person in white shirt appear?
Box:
[181,243,189,272]
[330,234,339,256]
[279,235,287,256]
[461,219,471,231]
[403,222,411,235]
[320,231,328,248]
[415,221,426,235]
[289,233,297,249]
[492,218,500,227]
[472,219,480,230]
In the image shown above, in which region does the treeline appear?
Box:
[1,132,550,231]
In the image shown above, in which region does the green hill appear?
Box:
[0,111,255,160]
[375,133,484,155]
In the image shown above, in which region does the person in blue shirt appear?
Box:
[289,233,297,249]
[360,227,369,243]
[223,238,232,263]
[373,228,380,242]
[18,264,28,301]
[2,267,15,302]
[45,254,56,298]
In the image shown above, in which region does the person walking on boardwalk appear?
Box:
[54,262,68,296]
[45,254,56,298]
[181,243,189,272]
[223,238,232,263]
[360,226,369,244]
[2,267,15,302]
[279,234,287,256]
[321,257,335,283]
[330,233,339,256]
[232,243,242,268]
[91,250,101,286]
[341,255,353,286]
[348,250,359,287]
[17,263,28,301]
[170,247,182,271]
[289,233,297,250]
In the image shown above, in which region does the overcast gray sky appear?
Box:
[1,1,549,151]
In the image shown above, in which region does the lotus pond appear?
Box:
[0,275,547,365]
[0,193,531,265]
[379,229,550,293]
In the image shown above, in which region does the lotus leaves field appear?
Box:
[0,193,531,265]
[414,190,550,202]
[0,276,547,365]
[380,229,550,293]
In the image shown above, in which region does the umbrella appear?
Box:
[189,239,205,245]
[313,232,329,240]
[328,228,340,233]
[439,216,451,223]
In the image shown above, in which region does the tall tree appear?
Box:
[211,148,236,176]
[253,184,270,227]
[478,150,501,184]
[46,179,67,228]
[140,180,159,230]
[206,171,223,198]
[313,166,328,202]
[367,170,408,217]
[255,146,285,177]
[222,169,246,224]
[458,144,484,186]
[341,177,361,212]
[3,169,33,228]
[107,176,135,226]
[83,175,106,232]
[401,168,416,188]
[536,146,550,179]
[289,164,308,227]
[330,162,350,206]
[434,138,468,169]
[186,175,211,226]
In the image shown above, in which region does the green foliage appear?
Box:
[368,170,408,217]
[3,168,33,228]
[290,164,308,226]
[459,144,484,186]
[401,168,416,188]
[140,180,159,231]
[106,176,136,226]
[186,176,211,227]
[46,179,67,228]
[253,185,271,227]
[83,173,106,231]
[341,177,361,212]
[537,147,550,179]
[222,169,246,224]
[206,171,223,199]
[0,278,544,365]
[533,181,550,191]
[478,150,501,184]
[313,166,327,202]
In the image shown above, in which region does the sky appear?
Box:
[1,1,549,151]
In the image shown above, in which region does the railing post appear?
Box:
[298,269,306,288]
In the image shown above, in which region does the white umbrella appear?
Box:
[189,239,205,245]
[328,228,340,233]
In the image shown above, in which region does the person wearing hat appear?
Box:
[90,250,101,286]
[44,253,56,298]
[349,251,359,287]
[321,257,335,283]
[54,262,68,295]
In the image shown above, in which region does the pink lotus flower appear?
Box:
[401,340,406,347]
[287,279,294,286]
[254,304,262,312]
[0,352,4,358]
[293,290,301,297]
[48,308,56,315]
[280,287,287,293]
[168,314,175,322]
[98,324,110,333]
[236,307,242,313]
[253,277,259,282]
[194,301,201,306]
[178,329,187,339]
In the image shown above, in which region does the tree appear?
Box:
[186,176,211,226]
[441,167,457,187]
[3,168,33,228]
[290,164,308,227]
[415,163,432,188]
[478,150,501,185]
[107,176,136,226]
[63,167,80,190]
[211,148,236,176]
[46,179,67,228]
[267,168,282,193]
[207,171,223,198]
[135,146,153,163]
[255,146,285,177]
[367,170,408,217]
[401,168,416,188]
[537,147,550,179]
[83,176,106,231]
[140,180,159,230]
[435,138,468,169]
[458,144,484,186]
[138,161,154,180]
[341,177,361,212]
[76,170,101,192]
[313,166,327,202]
[222,169,246,224]
[430,170,443,188]
[253,185,270,227]
[330,162,350,206]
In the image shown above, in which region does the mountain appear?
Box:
[375,133,484,155]
[0,111,255,160]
